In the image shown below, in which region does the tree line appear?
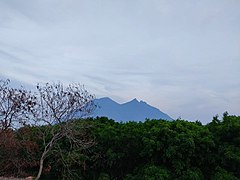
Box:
[1,115,240,179]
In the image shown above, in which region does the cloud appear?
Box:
[0,0,239,123]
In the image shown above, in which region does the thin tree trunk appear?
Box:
[36,156,44,180]
[35,133,60,180]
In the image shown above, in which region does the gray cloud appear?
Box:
[0,0,239,123]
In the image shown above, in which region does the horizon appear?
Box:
[1,0,239,124]
[95,96,233,123]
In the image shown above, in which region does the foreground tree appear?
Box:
[0,79,36,132]
[32,82,95,180]
[0,127,39,177]
[0,79,38,177]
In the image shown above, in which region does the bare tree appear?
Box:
[0,79,36,132]
[0,80,95,179]
[32,82,95,180]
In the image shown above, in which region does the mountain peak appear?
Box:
[129,98,139,103]
[91,97,172,122]
[95,97,119,106]
[99,97,113,101]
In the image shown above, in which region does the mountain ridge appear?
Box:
[91,97,172,122]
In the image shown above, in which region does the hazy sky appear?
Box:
[0,0,239,123]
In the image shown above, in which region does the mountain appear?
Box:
[90,97,172,122]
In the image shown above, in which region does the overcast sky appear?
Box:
[0,0,239,123]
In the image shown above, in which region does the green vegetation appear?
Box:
[0,79,95,179]
[0,113,240,179]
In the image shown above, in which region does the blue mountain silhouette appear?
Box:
[91,97,172,122]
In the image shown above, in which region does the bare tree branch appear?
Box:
[31,82,95,180]
[0,79,36,132]
[0,80,95,179]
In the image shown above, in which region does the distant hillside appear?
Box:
[91,97,172,122]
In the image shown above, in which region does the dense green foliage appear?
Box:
[0,113,240,179]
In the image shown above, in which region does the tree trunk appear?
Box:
[36,155,44,180]
[35,135,57,180]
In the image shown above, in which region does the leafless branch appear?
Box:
[0,79,36,132]
[32,82,95,180]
